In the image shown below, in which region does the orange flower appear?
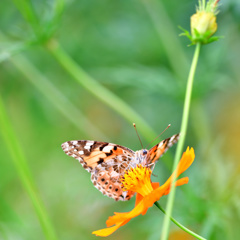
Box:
[92,147,195,237]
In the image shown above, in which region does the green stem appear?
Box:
[203,0,206,9]
[46,40,156,141]
[0,96,58,240]
[11,0,41,38]
[160,43,201,240]
[154,202,206,240]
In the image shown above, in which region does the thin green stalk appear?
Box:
[203,0,206,9]
[10,54,108,140]
[154,202,206,240]
[12,0,41,37]
[160,43,201,240]
[46,40,156,141]
[0,96,58,240]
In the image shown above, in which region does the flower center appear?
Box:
[121,165,153,197]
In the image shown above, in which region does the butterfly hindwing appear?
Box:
[91,168,135,201]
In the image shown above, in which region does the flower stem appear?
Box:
[12,0,41,37]
[160,43,201,240]
[0,96,58,240]
[154,202,206,240]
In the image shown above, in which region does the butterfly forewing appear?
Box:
[61,140,136,200]
[147,133,180,165]
[62,141,134,169]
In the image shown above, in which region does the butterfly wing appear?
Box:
[61,140,136,201]
[146,134,179,165]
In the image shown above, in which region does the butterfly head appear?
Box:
[142,149,148,155]
[134,149,149,166]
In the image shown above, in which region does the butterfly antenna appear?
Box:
[133,123,144,149]
[146,124,171,148]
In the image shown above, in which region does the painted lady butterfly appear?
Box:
[61,134,179,201]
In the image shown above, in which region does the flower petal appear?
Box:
[177,147,195,175]
[163,177,189,195]
[106,199,147,226]
[107,212,129,227]
[164,147,195,187]
[135,193,144,207]
[151,182,160,189]
[134,182,159,207]
[175,177,189,186]
[92,219,130,237]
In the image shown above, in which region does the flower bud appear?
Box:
[191,11,217,39]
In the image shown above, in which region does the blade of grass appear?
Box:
[0,96,58,240]
[45,40,156,141]
[160,43,201,240]
[11,0,41,37]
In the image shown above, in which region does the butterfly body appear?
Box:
[61,134,179,201]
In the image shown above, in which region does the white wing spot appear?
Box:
[102,146,113,152]
[110,171,119,178]
[84,145,91,150]
[72,141,78,145]
[86,141,94,146]
[61,142,68,149]
[158,142,163,148]
[170,136,175,142]
[122,191,127,198]
[79,150,84,155]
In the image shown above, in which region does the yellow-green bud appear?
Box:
[191,11,217,39]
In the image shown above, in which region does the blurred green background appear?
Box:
[0,0,240,239]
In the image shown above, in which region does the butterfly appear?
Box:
[61,133,179,201]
